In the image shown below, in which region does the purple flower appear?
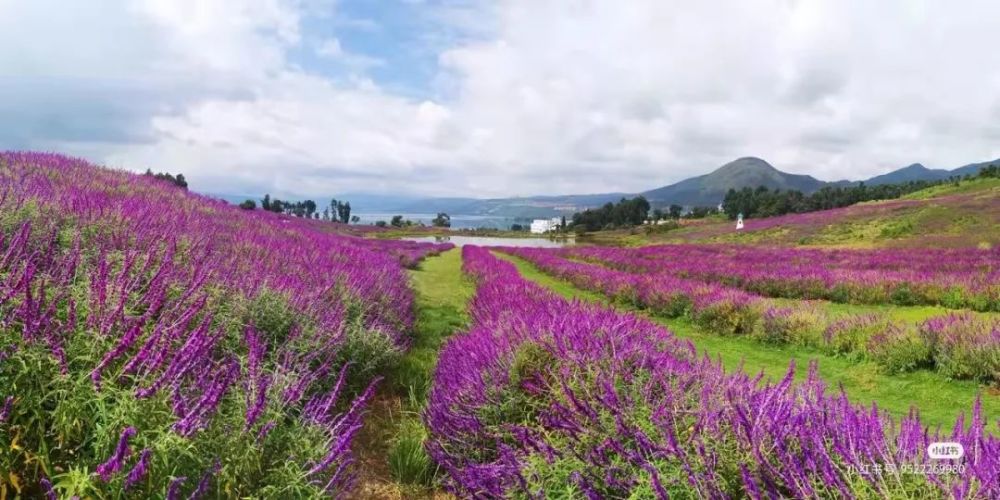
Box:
[96,427,137,481]
[39,477,57,500]
[0,396,13,423]
[125,448,152,489]
[165,476,187,500]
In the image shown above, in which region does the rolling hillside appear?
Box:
[642,177,1000,248]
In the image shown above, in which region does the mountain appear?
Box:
[642,157,830,207]
[863,159,1000,186]
[863,163,952,186]
[947,159,1000,178]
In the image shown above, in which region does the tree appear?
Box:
[685,206,715,219]
[432,212,451,227]
[262,194,271,211]
[511,223,525,231]
[337,202,351,223]
[570,196,650,232]
[390,215,404,227]
[560,216,567,230]
[145,170,188,189]
[979,164,999,179]
[239,199,256,210]
[668,204,683,219]
[375,220,388,228]
[303,200,317,218]
[350,215,360,224]
[268,198,285,213]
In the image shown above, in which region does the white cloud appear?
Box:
[314,37,386,71]
[3,0,1000,198]
[316,38,345,58]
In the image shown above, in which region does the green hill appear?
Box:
[643,177,1000,248]
[642,157,832,207]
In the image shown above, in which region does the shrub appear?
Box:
[335,324,404,392]
[752,306,825,346]
[866,324,932,374]
[920,314,1000,382]
[823,314,904,360]
[645,290,692,318]
[693,295,761,336]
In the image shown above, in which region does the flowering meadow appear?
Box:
[0,152,449,497]
[657,182,1000,248]
[425,246,1000,498]
[500,246,1000,383]
[569,245,1000,311]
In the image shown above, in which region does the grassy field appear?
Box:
[496,252,1000,428]
[355,249,471,499]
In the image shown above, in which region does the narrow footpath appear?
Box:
[354,249,472,499]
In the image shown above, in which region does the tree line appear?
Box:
[571,197,651,232]
[144,169,188,189]
[240,195,358,223]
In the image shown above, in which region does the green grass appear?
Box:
[391,249,473,399]
[902,177,1000,200]
[365,250,474,492]
[496,252,1000,428]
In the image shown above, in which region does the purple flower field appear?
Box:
[425,246,1000,498]
[3,151,999,498]
[569,244,1000,311]
[501,245,1000,383]
[0,152,449,497]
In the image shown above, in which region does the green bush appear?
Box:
[752,307,825,346]
[866,325,932,374]
[920,315,1000,382]
[694,300,761,337]
[335,324,404,392]
[823,314,903,360]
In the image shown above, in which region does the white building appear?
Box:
[530,217,562,234]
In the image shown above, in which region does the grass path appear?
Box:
[354,249,472,499]
[496,252,1000,428]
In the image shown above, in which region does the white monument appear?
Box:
[736,212,744,230]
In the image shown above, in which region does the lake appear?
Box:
[403,235,574,248]
[353,212,526,230]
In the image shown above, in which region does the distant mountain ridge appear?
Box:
[208,156,1000,218]
[641,157,832,206]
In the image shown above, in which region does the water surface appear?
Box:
[403,235,574,248]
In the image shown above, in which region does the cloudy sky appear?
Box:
[2,0,999,198]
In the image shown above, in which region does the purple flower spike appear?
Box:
[96,426,137,481]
